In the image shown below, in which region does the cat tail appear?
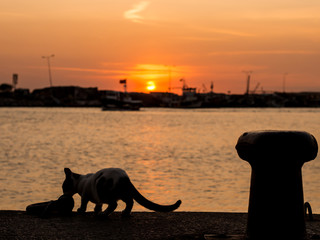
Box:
[129,181,181,212]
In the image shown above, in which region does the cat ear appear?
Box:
[64,168,72,177]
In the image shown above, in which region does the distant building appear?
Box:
[32,86,100,106]
[0,83,13,93]
[14,88,30,97]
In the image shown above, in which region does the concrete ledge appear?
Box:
[1,211,320,239]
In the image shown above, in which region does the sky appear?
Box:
[1,0,320,94]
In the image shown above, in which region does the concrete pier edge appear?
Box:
[1,211,320,239]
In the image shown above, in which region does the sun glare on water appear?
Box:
[146,81,156,91]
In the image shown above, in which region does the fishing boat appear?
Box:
[178,79,203,108]
[101,91,142,111]
[101,79,142,111]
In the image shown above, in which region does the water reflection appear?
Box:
[0,108,320,213]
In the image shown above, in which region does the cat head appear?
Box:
[62,168,80,196]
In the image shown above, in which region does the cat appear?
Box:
[62,168,181,217]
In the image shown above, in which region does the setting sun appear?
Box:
[1,1,320,93]
[146,81,156,91]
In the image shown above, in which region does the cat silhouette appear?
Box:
[62,168,181,217]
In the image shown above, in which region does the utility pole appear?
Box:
[12,74,18,90]
[283,72,288,93]
[42,54,55,87]
[243,71,253,95]
[165,65,175,92]
[168,67,172,92]
[210,81,214,94]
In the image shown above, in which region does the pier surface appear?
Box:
[1,211,320,239]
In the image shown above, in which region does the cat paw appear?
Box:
[94,206,102,214]
[94,210,102,215]
[77,208,86,214]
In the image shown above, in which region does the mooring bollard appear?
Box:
[235,130,318,240]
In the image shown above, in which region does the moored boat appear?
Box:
[101,91,142,111]
[101,80,142,111]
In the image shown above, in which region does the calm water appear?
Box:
[1,107,320,213]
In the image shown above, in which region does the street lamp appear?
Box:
[42,54,55,87]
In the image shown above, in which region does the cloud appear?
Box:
[53,66,130,75]
[190,25,256,37]
[209,50,319,56]
[124,1,150,23]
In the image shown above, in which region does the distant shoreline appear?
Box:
[1,85,320,108]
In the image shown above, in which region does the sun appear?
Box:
[146,81,156,91]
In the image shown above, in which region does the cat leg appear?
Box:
[77,197,89,213]
[122,198,134,218]
[94,204,103,214]
[99,202,117,217]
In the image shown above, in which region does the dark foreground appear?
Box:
[1,211,320,240]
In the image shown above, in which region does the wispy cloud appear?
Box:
[191,26,256,37]
[53,66,130,75]
[124,1,150,23]
[53,64,166,76]
[178,36,223,42]
[209,50,319,56]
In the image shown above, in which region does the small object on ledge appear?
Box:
[26,194,74,218]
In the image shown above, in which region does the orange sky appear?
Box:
[1,0,320,94]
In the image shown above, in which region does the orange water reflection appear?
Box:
[1,108,320,213]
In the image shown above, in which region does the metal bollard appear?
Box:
[235,130,318,240]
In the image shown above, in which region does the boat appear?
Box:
[148,79,203,108]
[178,79,203,108]
[101,80,142,111]
[101,91,142,111]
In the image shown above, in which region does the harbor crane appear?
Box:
[202,84,207,93]
[243,70,253,95]
[42,54,55,87]
[202,81,214,93]
[251,82,260,94]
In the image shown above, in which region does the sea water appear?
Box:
[1,107,320,213]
